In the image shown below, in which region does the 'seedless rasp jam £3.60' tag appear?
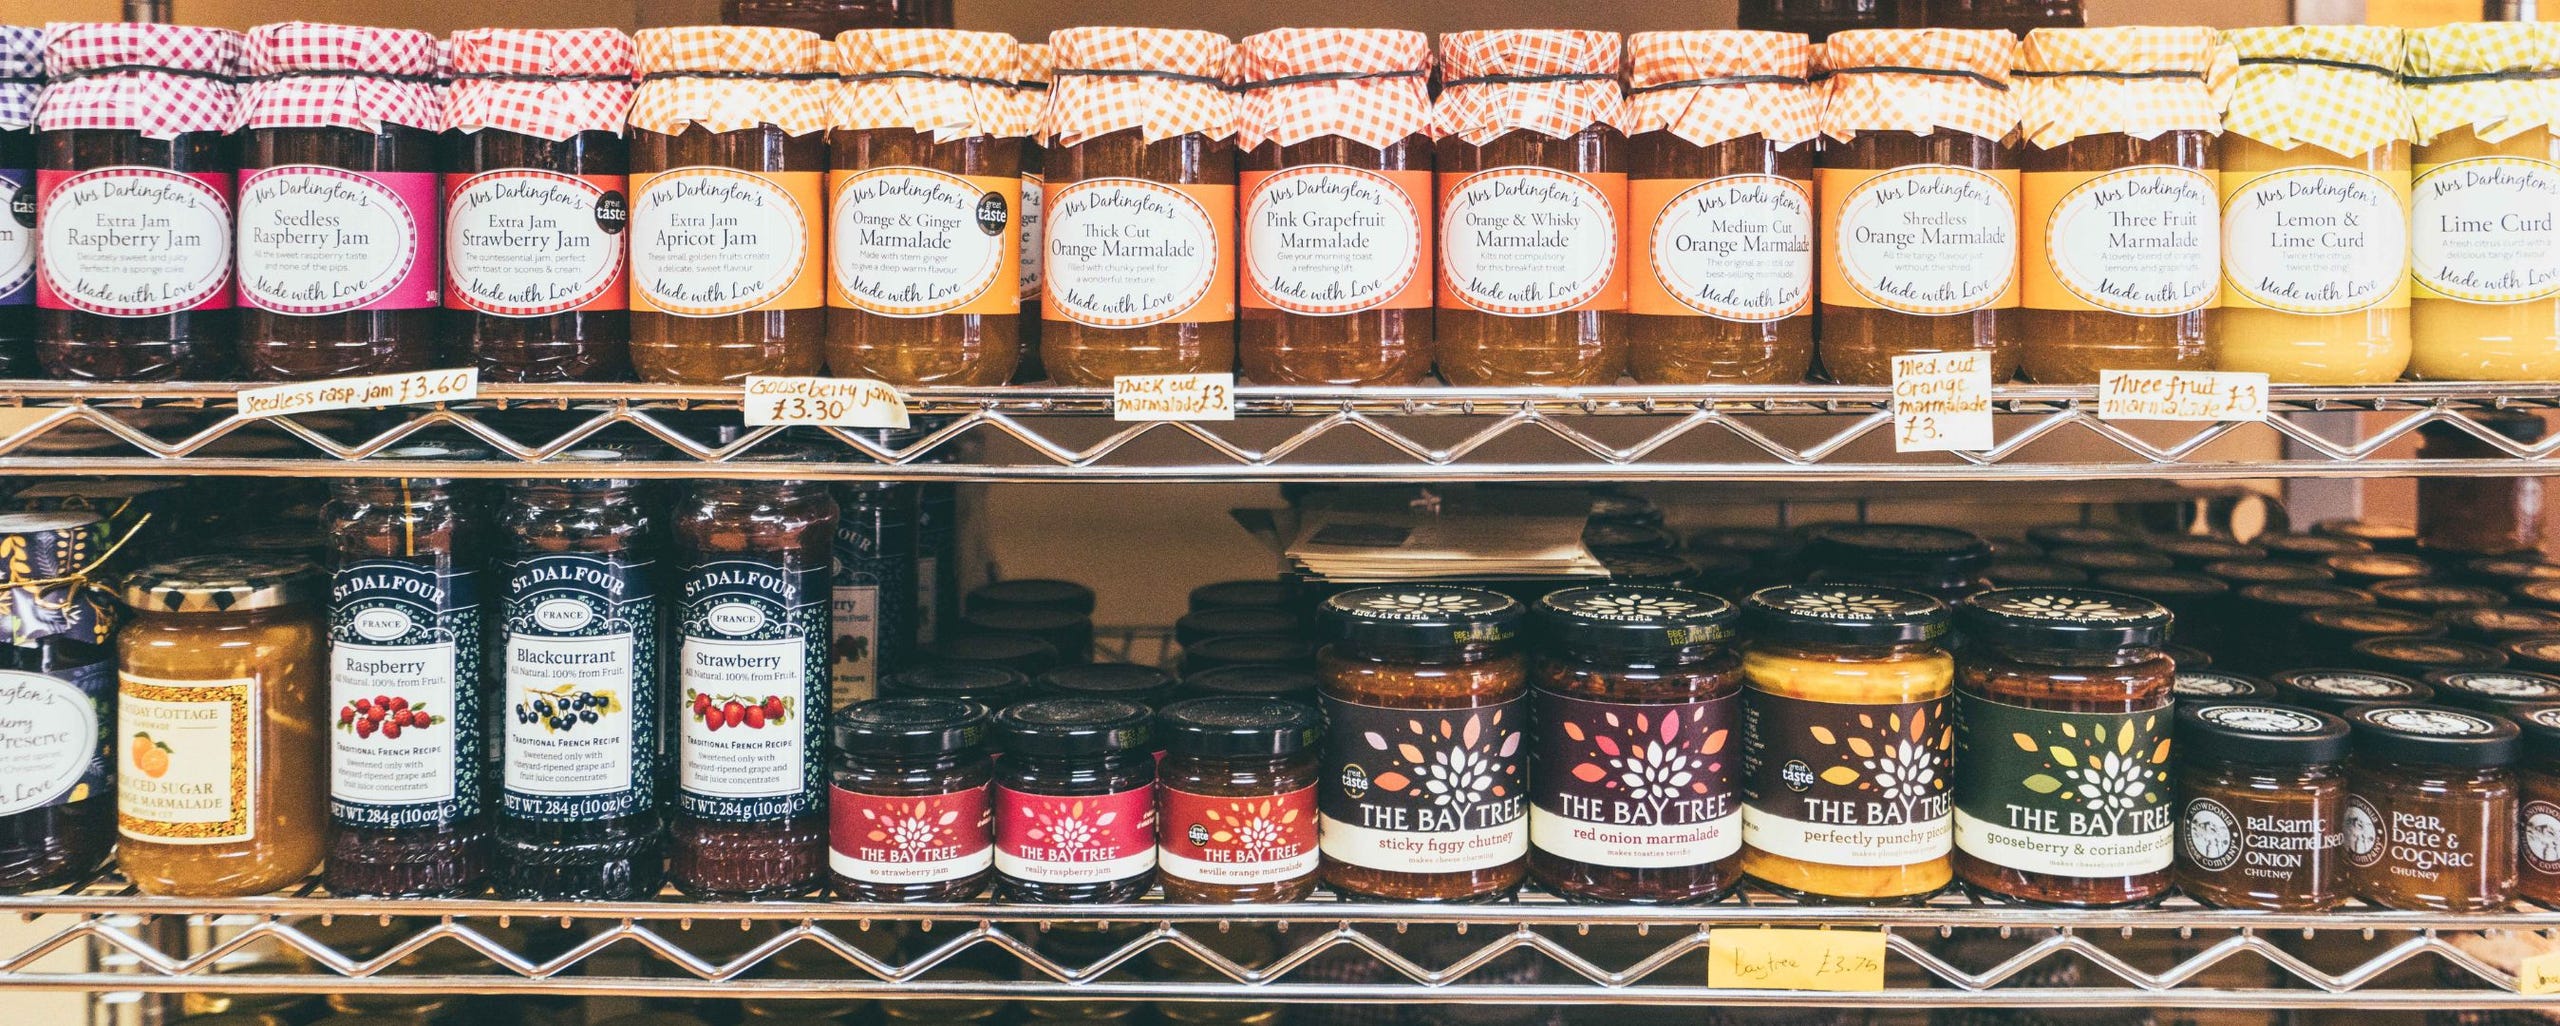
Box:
[35,167,236,316]
[1530,689,1742,867]
[1740,689,1953,867]
[500,553,656,822]
[677,560,828,822]
[442,169,630,317]
[1319,695,1530,872]
[1954,692,2175,877]
[328,560,482,831]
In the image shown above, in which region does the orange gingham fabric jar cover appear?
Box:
[1433,29,1627,145]
[630,25,830,137]
[2016,26,2224,150]
[1236,27,1431,152]
[239,21,444,133]
[1044,26,1238,147]
[832,29,1031,142]
[36,22,243,138]
[1817,28,2019,143]
[445,28,635,139]
[1016,41,1052,144]
[1625,30,1818,149]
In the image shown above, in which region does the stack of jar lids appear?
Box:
[2178,702,2352,765]
[2174,670,2276,700]
[2269,668,2434,716]
[1742,584,1949,645]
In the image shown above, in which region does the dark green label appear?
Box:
[1951,690,2174,878]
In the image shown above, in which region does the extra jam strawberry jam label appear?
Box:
[1158,784,1318,886]
[829,783,993,884]
[994,783,1157,884]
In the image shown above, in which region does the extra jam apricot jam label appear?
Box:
[1530,689,1741,868]
[1819,164,2020,314]
[2218,165,2411,314]
[1437,167,1628,315]
[1630,174,1813,321]
[1740,690,1952,866]
[443,169,629,317]
[237,166,441,314]
[1042,177,1236,327]
[829,783,993,884]
[1319,695,1528,873]
[117,674,257,844]
[329,559,480,831]
[2023,166,2218,316]
[827,167,1020,317]
[629,167,824,317]
[1240,166,1431,314]
[994,783,1158,884]
[36,167,235,316]
[2411,156,2560,305]
[1158,783,1319,886]
[676,561,828,823]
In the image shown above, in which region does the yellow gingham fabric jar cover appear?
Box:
[832,29,1030,141]
[1016,41,1052,144]
[1625,31,1818,149]
[2220,25,2409,154]
[1433,29,1626,145]
[630,26,830,137]
[1044,26,1238,147]
[2016,27,2224,150]
[1818,28,2019,143]
[2404,22,2560,146]
[1236,28,1431,152]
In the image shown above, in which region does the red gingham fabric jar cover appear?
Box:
[1237,28,1430,152]
[1626,31,1820,149]
[1044,26,1239,147]
[36,22,243,139]
[1433,29,1628,145]
[831,29,1030,141]
[240,21,444,133]
[446,28,636,140]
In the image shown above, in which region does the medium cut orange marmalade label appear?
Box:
[1817,165,2020,314]
[2218,165,2411,314]
[1630,174,1813,320]
[826,168,1021,316]
[1436,167,1629,315]
[628,167,825,317]
[2022,166,2219,315]
[1239,166,1432,313]
[1040,177,1236,327]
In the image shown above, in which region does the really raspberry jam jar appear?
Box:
[2173,701,2350,911]
[1154,697,1322,903]
[828,697,995,902]
[992,697,1158,903]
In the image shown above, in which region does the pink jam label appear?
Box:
[828,782,994,884]
[994,782,1157,885]
[237,165,440,314]
[37,167,236,315]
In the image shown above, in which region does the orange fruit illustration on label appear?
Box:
[130,732,171,779]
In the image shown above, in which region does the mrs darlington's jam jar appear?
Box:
[627,27,830,384]
[828,697,995,902]
[1624,31,1818,384]
[1154,696,1323,903]
[1317,586,1529,902]
[1014,42,1049,377]
[1039,27,1241,386]
[1529,586,1745,904]
[992,696,1159,903]
[1738,585,1956,903]
[2403,23,2560,381]
[0,29,35,374]
[2515,705,2560,908]
[1814,29,2023,386]
[0,514,117,894]
[34,23,241,381]
[1432,30,1630,386]
[1235,28,1435,386]
[2343,703,2519,911]
[2173,702,2350,911]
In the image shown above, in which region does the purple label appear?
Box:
[0,167,30,306]
[1530,688,1742,868]
[237,166,441,314]
[1318,694,1528,873]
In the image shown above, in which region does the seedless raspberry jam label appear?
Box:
[830,783,993,883]
[1822,164,2019,314]
[1953,692,2174,877]
[1241,166,1428,314]
[1043,177,1228,326]
[237,165,438,313]
[443,168,628,316]
[500,554,655,822]
[678,560,827,821]
[36,166,234,316]
[329,559,480,830]
[0,169,31,306]
[2219,166,2408,313]
[1319,695,1528,872]
[630,167,818,316]
[1530,689,1741,867]
[0,667,110,818]
[994,783,1158,883]
[1632,174,1812,321]
[2026,165,2218,316]
[1439,167,1622,315]
[2411,156,2560,304]
[1740,690,1952,866]
[117,675,256,844]
[828,167,1017,316]
[1159,784,1319,885]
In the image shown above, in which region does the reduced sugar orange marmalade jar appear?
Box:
[1623,31,1818,384]
[1234,28,1435,386]
[2403,23,2560,381]
[1432,30,1631,386]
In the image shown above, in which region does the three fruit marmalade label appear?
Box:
[500,553,657,822]
[328,559,482,830]
[678,559,829,821]
[1952,690,2175,877]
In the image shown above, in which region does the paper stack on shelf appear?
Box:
[1285,506,1606,582]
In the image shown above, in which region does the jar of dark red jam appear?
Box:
[2270,668,2435,717]
[992,697,1158,903]
[2173,702,2350,911]
[2343,704,2519,912]
[1154,697,1322,903]
[828,697,995,902]
[0,513,116,894]
[2514,705,2560,909]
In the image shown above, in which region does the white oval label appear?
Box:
[2042,165,2218,316]
[1043,177,1221,327]
[830,167,1009,317]
[351,607,415,642]
[0,670,98,818]
[2221,166,2406,314]
[706,601,767,636]
[1244,165,1422,315]
[1648,174,1813,321]
[533,598,595,632]
[237,165,421,314]
[1835,165,2017,315]
[631,167,809,317]
[2411,156,2560,305]
[1441,166,1618,316]
[446,169,625,317]
[0,176,31,300]
[38,166,233,316]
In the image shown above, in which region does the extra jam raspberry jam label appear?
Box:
[2023,166,2219,316]
[1530,690,1741,868]
[2219,166,2410,314]
[629,167,824,317]
[829,783,994,884]
[0,168,30,307]
[1041,177,1237,327]
[1158,784,1319,886]
[993,783,1158,883]
[1819,164,2020,314]
[827,168,1020,317]
[443,169,629,316]
[1437,166,1627,315]
[329,559,481,830]
[1630,174,1813,321]
[117,675,257,844]
[2411,156,2560,304]
[1240,166,1431,314]
[500,554,656,822]
[677,561,828,822]
[1318,695,1529,872]
[237,165,441,314]
[1740,689,1952,866]
[36,167,235,316]
[1953,691,2175,877]
[0,666,111,819]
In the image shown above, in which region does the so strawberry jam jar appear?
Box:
[828,696,996,902]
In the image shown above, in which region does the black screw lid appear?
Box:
[2027,523,2144,549]
[1985,561,2090,587]
[1602,550,1703,587]
[2505,634,2560,672]
[2151,536,2268,569]
[833,697,989,759]
[966,579,1097,616]
[2513,704,2560,759]
[924,632,1062,676]
[1182,664,1321,702]
[2464,556,2560,586]
[2345,704,2520,768]
[2236,582,2376,612]
[1157,697,1323,759]
[1176,607,1303,646]
[883,663,1034,708]
[993,697,1154,759]
[2050,547,2173,574]
[1535,586,1739,656]
[2321,552,2439,586]
[1956,587,2172,651]
[2314,519,2419,550]
[1037,662,1180,709]
[2258,532,2373,562]
[1583,522,1679,554]
[2372,578,2507,615]
[2165,643,2213,670]
[1802,523,1993,578]
[2421,669,2560,715]
[1188,579,1297,613]
[2352,636,2509,674]
[2513,579,2560,611]
[2179,702,2351,765]
[1743,584,1949,647]
[2175,671,2277,700]
[2299,605,2446,644]
[2092,571,2228,606]
[2443,606,2560,643]
[2207,559,2336,586]
[1179,634,1316,674]
[960,606,1092,635]
[2270,668,2436,715]
[1320,586,1523,650]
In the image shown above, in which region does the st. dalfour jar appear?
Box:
[2402,23,2560,381]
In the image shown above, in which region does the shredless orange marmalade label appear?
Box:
[1818,165,2020,314]
[1041,177,1237,327]
[2219,165,2411,314]
[1437,167,1629,315]
[1239,167,1432,314]
[827,168,1021,316]
[1631,174,1812,321]
[2023,166,2219,316]
[628,167,824,317]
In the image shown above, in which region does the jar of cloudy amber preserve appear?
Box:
[2343,703,2518,912]
[2174,702,2349,911]
[2403,23,2560,381]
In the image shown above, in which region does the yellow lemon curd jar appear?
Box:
[2406,23,2560,380]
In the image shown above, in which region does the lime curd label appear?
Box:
[2219,165,2410,313]
[2411,156,2560,304]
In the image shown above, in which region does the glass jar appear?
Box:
[117,555,326,897]
[0,30,34,375]
[2049,547,2169,575]
[2376,579,2508,617]
[1155,696,1322,902]
[2013,27,2219,383]
[828,696,994,902]
[1176,608,1298,648]
[2089,571,2226,650]
[493,452,663,900]
[443,29,636,383]
[723,0,947,36]
[2173,701,2350,911]
[2516,580,2560,612]
[1738,584,1955,903]
[2354,636,2509,677]
[670,466,839,899]
[2270,668,2435,717]
[924,634,1059,677]
[962,607,1093,664]
[1930,0,2081,31]
[34,24,241,382]
[826,29,1028,386]
[1015,42,1049,381]
[1190,579,1296,615]
[1180,636,1315,676]
[628,27,830,385]
[1801,523,1993,601]
[1528,585,1745,904]
[1431,30,1630,386]
[1040,663,1181,713]
[968,579,1096,617]
[884,663,1031,708]
[0,514,116,894]
[834,481,919,704]
[2509,636,2560,673]
[2026,523,2142,549]
[2427,669,2560,719]
[1738,0,1917,41]
[2174,670,2276,700]
[1181,665,1319,704]
[2258,532,2373,564]
[1039,27,1240,386]
[1316,585,1529,902]
[2211,27,2412,384]
[2342,703,2519,912]
[2404,24,2560,380]
[2418,416,2546,557]
[2516,705,2560,909]
[2232,583,2374,672]
[992,697,1158,903]
[1234,28,1434,386]
[2317,519,2421,552]
[1814,29,2022,385]
[1623,32,1817,384]
[2466,556,2560,589]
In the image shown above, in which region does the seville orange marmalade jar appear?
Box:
[2403,23,2560,381]
[2212,26,2412,384]
[1432,30,1630,386]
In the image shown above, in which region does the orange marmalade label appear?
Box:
[1041,177,1237,327]
[1818,165,2020,314]
[2218,165,2411,314]
[827,168,1021,316]
[2022,167,2219,315]
[1239,167,1432,314]
[1436,167,1629,315]
[1631,174,1813,320]
[628,167,824,317]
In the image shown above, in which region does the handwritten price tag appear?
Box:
[1113,373,1235,422]
[1708,929,1888,992]
[742,376,911,429]
[2097,370,2270,423]
[239,368,479,420]
[1890,351,1993,453]
[2521,951,2560,995]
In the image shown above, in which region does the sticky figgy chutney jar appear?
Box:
[34,24,242,381]
[1039,27,1240,386]
[1233,28,1433,385]
[443,28,637,383]
[1432,30,1630,386]
[2343,703,2519,912]
[2174,702,2350,911]
[1625,31,1817,384]
[992,697,1158,903]
[0,514,117,894]
[828,697,994,902]
[1318,586,1529,902]
[628,27,830,384]
[1154,696,1322,903]
[0,29,36,375]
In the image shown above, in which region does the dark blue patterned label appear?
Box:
[677,559,828,822]
[329,560,482,829]
[499,553,657,822]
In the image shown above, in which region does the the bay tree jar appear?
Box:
[1431,29,1630,386]
[442,28,638,383]
[1624,31,1818,384]
[2402,23,2560,381]
[1234,27,1435,385]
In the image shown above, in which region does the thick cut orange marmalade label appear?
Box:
[826,168,1021,316]
[627,167,824,317]
[1239,166,1432,313]
[2218,165,2411,313]
[1436,167,1629,315]
[1630,174,1813,320]
[1817,165,2020,314]
[1041,177,1237,327]
[2022,167,2219,315]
